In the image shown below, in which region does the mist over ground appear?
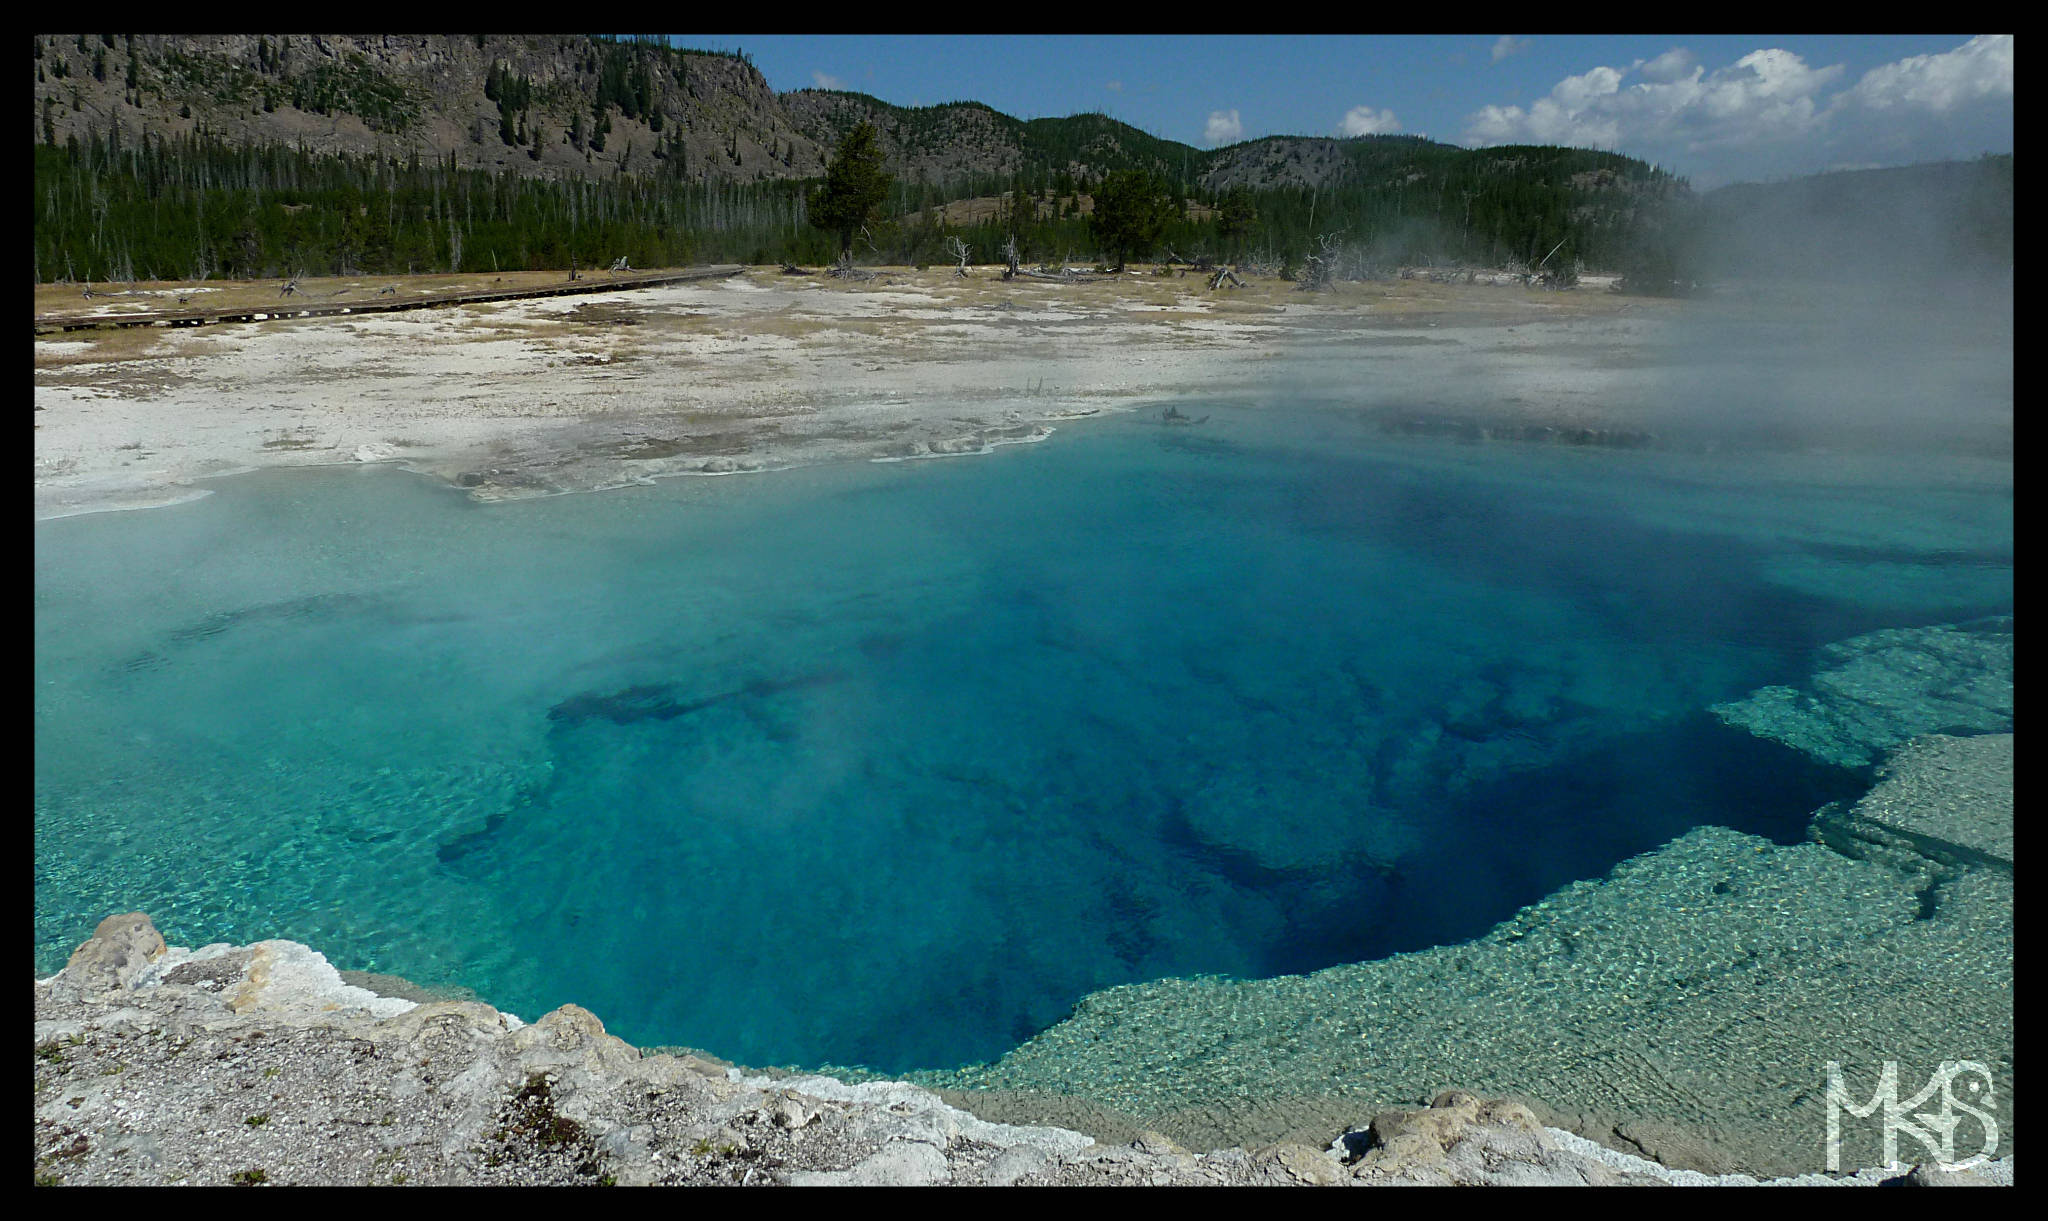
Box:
[1639,158,2013,458]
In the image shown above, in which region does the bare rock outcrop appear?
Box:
[1338,1090,1663,1185]
[32,915,2013,1186]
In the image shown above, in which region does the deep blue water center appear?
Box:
[34,404,2012,1072]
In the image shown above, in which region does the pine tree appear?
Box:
[1089,169,1174,270]
[1217,187,1258,260]
[808,122,890,258]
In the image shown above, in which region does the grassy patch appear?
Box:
[33,325,178,366]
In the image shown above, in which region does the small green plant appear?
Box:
[263,1067,280,1078]
[229,1168,269,1185]
[244,1114,270,1127]
[503,1074,586,1148]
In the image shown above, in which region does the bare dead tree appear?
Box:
[1208,265,1244,290]
[946,236,972,278]
[1002,234,1021,280]
[1298,232,1345,292]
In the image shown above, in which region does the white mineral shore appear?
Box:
[32,913,2010,1186]
[34,268,1679,520]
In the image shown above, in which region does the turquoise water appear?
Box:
[34,404,2012,1072]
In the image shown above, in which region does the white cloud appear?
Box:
[1466,63,1635,149]
[1105,79,1123,93]
[1822,34,2015,169]
[1492,35,1531,63]
[1463,36,2012,186]
[1639,47,1697,84]
[1204,109,1244,145]
[811,70,846,90]
[1340,106,1403,136]
[1463,45,1845,177]
[1836,33,2011,114]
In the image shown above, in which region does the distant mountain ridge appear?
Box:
[32,33,1682,200]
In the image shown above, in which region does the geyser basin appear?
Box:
[34,403,2012,1074]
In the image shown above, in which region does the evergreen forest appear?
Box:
[32,118,1702,284]
[31,112,2011,288]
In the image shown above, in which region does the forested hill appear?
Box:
[35,33,1683,198]
[33,32,1691,282]
[1695,156,2013,280]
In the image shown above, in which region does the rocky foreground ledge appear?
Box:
[33,914,2008,1186]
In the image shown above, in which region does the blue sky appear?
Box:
[670,34,2013,189]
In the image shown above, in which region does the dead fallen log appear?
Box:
[1015,267,1105,283]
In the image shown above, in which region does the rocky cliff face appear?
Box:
[33,34,831,183]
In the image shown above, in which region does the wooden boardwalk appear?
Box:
[33,265,745,335]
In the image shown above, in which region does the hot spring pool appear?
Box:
[34,401,2012,1076]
